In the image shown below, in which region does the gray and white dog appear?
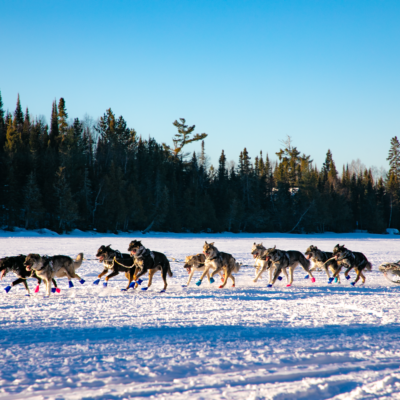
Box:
[305,245,340,283]
[183,253,224,287]
[263,246,315,287]
[24,253,84,296]
[250,243,283,284]
[197,242,241,288]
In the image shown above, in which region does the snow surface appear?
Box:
[1,232,400,399]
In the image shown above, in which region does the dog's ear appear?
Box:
[205,241,208,245]
[107,244,111,248]
[273,245,276,250]
[210,242,214,246]
[253,242,256,245]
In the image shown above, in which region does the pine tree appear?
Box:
[58,98,68,135]
[23,172,44,228]
[14,94,24,127]
[53,167,79,231]
[49,100,59,148]
[163,118,207,159]
[0,90,5,150]
[387,136,400,180]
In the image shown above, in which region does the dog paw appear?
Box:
[34,285,40,293]
[351,282,356,286]
[286,284,292,287]
[93,279,100,285]
[181,285,187,287]
[209,277,215,284]
[69,281,74,288]
[103,282,108,288]
[56,288,61,293]
[278,276,283,281]
[25,294,30,297]
[346,275,351,280]
[79,279,85,285]
[159,289,166,293]
[4,286,11,293]
[232,284,235,287]
[121,289,127,292]
[195,280,202,286]
[328,278,334,284]
[51,288,56,293]
[267,284,273,288]
[141,287,148,291]
[334,277,339,283]
[128,282,136,289]
[218,285,224,289]
[137,279,143,285]
[304,275,309,279]
[311,277,316,283]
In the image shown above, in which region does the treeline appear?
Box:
[0,92,399,234]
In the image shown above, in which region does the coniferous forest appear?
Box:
[1,92,399,234]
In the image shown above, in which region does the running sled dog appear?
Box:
[95,244,136,290]
[251,243,275,284]
[197,242,241,288]
[24,253,84,296]
[263,246,315,287]
[331,244,372,286]
[0,255,59,295]
[305,245,340,283]
[128,240,172,292]
[183,253,224,287]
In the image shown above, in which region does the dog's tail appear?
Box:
[365,261,372,271]
[74,253,84,269]
[234,261,242,273]
[167,260,173,277]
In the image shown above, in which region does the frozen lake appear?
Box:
[1,232,400,399]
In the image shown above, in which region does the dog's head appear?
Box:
[128,240,144,257]
[251,243,266,259]
[203,241,217,259]
[305,245,319,260]
[96,245,112,262]
[184,253,206,274]
[264,245,278,262]
[333,244,346,259]
[24,254,41,271]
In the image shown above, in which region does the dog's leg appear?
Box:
[45,278,51,297]
[229,271,236,287]
[219,267,229,288]
[351,268,361,286]
[282,268,289,284]
[344,265,354,280]
[198,265,212,283]
[360,270,366,284]
[98,268,108,279]
[269,266,283,286]
[253,264,266,282]
[161,266,168,292]
[187,269,196,286]
[105,271,119,282]
[268,266,274,284]
[147,268,156,288]
[288,266,295,286]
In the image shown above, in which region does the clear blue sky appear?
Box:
[1,0,399,172]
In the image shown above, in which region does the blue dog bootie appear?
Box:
[267,284,272,288]
[103,282,108,288]
[69,281,74,288]
[328,277,334,284]
[4,286,11,293]
[136,279,143,285]
[79,279,85,285]
[278,276,283,281]
[93,279,100,285]
[209,277,215,284]
[304,275,309,279]
[196,280,202,286]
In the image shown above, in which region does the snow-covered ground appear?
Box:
[1,232,400,400]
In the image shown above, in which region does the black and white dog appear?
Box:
[263,246,315,287]
[0,255,59,295]
[128,240,172,292]
[95,244,136,290]
[331,244,372,286]
[305,245,340,284]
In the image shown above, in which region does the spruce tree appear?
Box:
[0,90,5,149]
[387,136,400,180]
[14,94,24,127]
[58,98,68,136]
[49,100,59,148]
[23,172,44,228]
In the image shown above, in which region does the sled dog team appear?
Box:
[0,240,372,296]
